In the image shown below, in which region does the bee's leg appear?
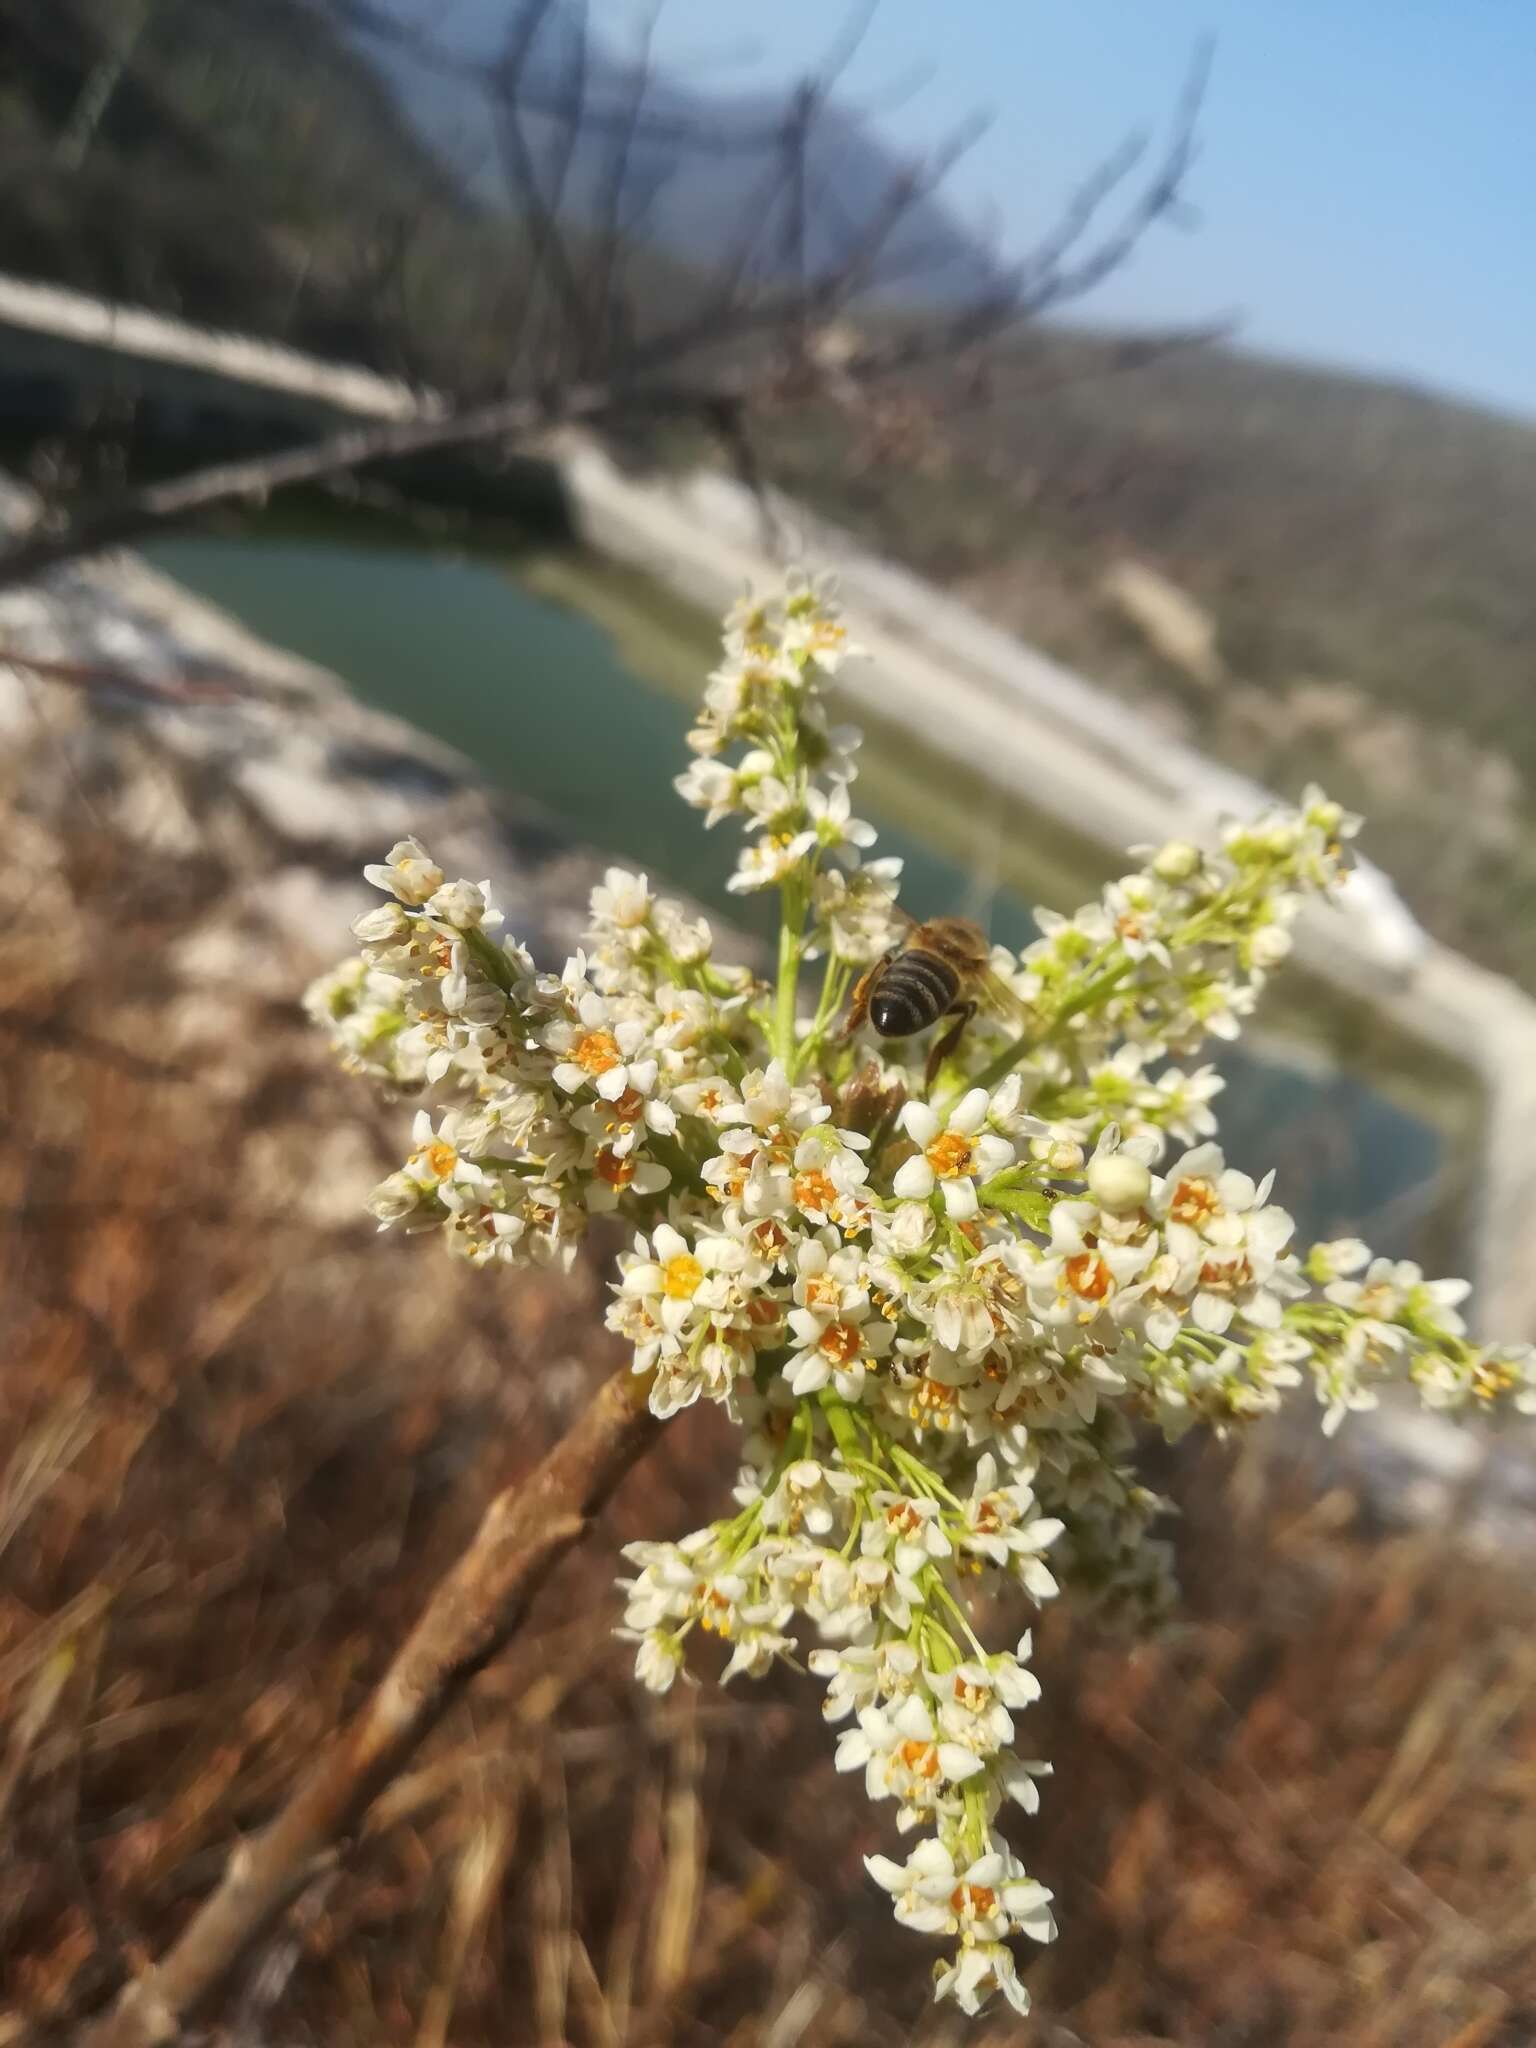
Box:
[839,950,895,1042]
[924,1001,976,1087]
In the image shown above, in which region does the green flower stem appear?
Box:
[921,1616,961,1673]
[795,954,853,1076]
[890,1443,965,1510]
[979,1177,1055,1233]
[464,924,518,996]
[775,883,807,1068]
[955,954,1138,1107]
[818,1388,874,1466]
[961,1781,991,1860]
[1049,954,1137,1034]
[926,1567,989,1661]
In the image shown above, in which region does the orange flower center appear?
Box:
[595,1147,634,1189]
[951,1883,997,1916]
[911,1379,958,1424]
[897,1739,941,1780]
[663,1253,704,1299]
[793,1168,839,1214]
[926,1131,976,1179]
[573,1029,622,1076]
[1199,1255,1253,1293]
[608,1086,646,1123]
[423,1140,457,1180]
[1171,1176,1218,1225]
[697,1586,734,1638]
[1065,1251,1112,1301]
[818,1320,863,1365]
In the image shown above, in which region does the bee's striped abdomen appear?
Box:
[868,950,959,1038]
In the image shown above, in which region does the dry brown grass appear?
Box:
[6,778,1536,2047]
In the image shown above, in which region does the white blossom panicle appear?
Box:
[309,572,1528,2021]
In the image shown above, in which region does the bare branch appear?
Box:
[809,0,883,94]
[318,0,855,157]
[5,12,1214,626]
[1018,38,1212,309]
[806,110,992,314]
[537,0,590,227]
[75,1362,660,2048]
[778,82,814,365]
[489,0,596,373]
[586,5,662,363]
[0,373,681,592]
[0,648,256,704]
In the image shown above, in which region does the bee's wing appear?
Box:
[976,961,1031,1030]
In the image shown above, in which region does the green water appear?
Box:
[144,531,1446,1251]
[146,534,1018,951]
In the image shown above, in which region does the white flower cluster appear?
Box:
[310,572,1535,2021]
[675,572,902,966]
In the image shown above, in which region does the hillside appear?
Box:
[342,0,1000,303]
[761,334,1536,986]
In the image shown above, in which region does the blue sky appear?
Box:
[629,0,1536,419]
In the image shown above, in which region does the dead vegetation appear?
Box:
[5,767,1536,2047]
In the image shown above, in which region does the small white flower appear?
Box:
[785,1241,894,1396]
[1326,1257,1470,1340]
[727,830,817,893]
[590,866,653,932]
[674,757,744,823]
[838,1695,983,1820]
[933,1940,1033,2017]
[865,1491,951,1577]
[629,1631,685,1693]
[363,836,443,905]
[809,1640,922,1722]
[762,1459,860,1539]
[424,878,492,929]
[894,1090,1015,1219]
[804,779,877,861]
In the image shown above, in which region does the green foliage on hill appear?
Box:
[0,0,527,382]
[764,335,1536,986]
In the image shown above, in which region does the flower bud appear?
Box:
[1088,1153,1151,1213]
[426,879,487,929]
[1248,925,1293,969]
[351,902,408,944]
[1152,839,1201,882]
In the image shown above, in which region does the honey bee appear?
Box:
[843,914,1027,1082]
